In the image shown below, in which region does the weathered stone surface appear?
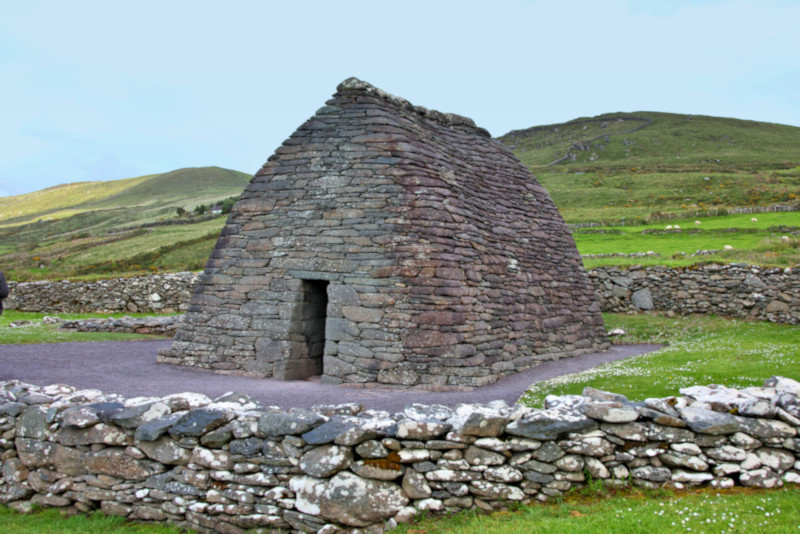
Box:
[355,440,388,459]
[402,468,432,499]
[110,402,170,429]
[290,472,409,527]
[299,445,353,477]
[562,436,615,457]
[55,423,129,447]
[659,452,709,472]
[632,466,672,482]
[2,458,29,483]
[169,408,233,437]
[16,406,49,439]
[458,411,509,437]
[755,447,795,472]
[82,449,163,481]
[581,402,639,423]
[393,420,451,440]
[631,288,654,310]
[469,480,525,500]
[229,437,264,457]
[302,420,356,445]
[134,413,182,441]
[350,460,403,481]
[136,436,192,465]
[679,407,740,435]
[506,410,598,440]
[740,468,781,488]
[464,445,506,466]
[258,411,326,437]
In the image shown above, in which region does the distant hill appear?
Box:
[498,112,800,224]
[0,167,250,280]
[499,111,800,170]
[0,166,250,227]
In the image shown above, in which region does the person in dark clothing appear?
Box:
[0,271,8,315]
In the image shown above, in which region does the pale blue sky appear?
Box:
[1,0,798,197]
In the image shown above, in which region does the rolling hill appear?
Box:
[0,112,798,281]
[498,112,800,224]
[499,111,800,170]
[0,167,250,280]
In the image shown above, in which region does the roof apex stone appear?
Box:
[336,77,490,137]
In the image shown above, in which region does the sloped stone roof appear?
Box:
[159,78,608,388]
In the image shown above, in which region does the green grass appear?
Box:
[573,211,800,269]
[397,486,800,533]
[501,111,800,170]
[0,166,248,281]
[521,313,800,407]
[0,505,188,533]
[0,311,169,344]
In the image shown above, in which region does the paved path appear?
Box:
[0,340,661,411]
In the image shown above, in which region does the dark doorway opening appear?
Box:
[275,279,329,380]
[301,279,329,367]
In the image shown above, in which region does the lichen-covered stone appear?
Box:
[290,472,409,527]
[299,445,353,477]
[169,408,233,437]
[257,411,326,437]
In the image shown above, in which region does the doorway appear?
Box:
[274,279,329,380]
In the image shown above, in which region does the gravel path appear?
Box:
[0,340,662,411]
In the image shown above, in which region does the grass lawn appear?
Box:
[574,211,800,269]
[397,486,800,533]
[0,506,186,533]
[0,311,170,344]
[521,313,800,406]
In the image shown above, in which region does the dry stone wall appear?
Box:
[3,264,797,328]
[5,272,200,314]
[592,264,800,324]
[2,377,799,533]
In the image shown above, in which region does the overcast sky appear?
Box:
[1,0,798,198]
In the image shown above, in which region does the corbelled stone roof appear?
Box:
[159,78,608,388]
[336,77,490,135]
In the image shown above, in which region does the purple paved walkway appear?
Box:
[0,340,661,411]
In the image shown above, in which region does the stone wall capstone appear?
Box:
[1,377,798,532]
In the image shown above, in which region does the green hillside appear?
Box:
[0,167,250,280]
[498,112,800,225]
[500,111,800,170]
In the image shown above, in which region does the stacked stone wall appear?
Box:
[592,263,800,324]
[5,272,199,314]
[4,264,797,326]
[1,377,798,532]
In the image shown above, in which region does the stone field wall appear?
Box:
[1,377,799,533]
[4,263,797,325]
[593,263,800,324]
[5,272,200,314]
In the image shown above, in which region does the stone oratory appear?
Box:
[158,78,608,388]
